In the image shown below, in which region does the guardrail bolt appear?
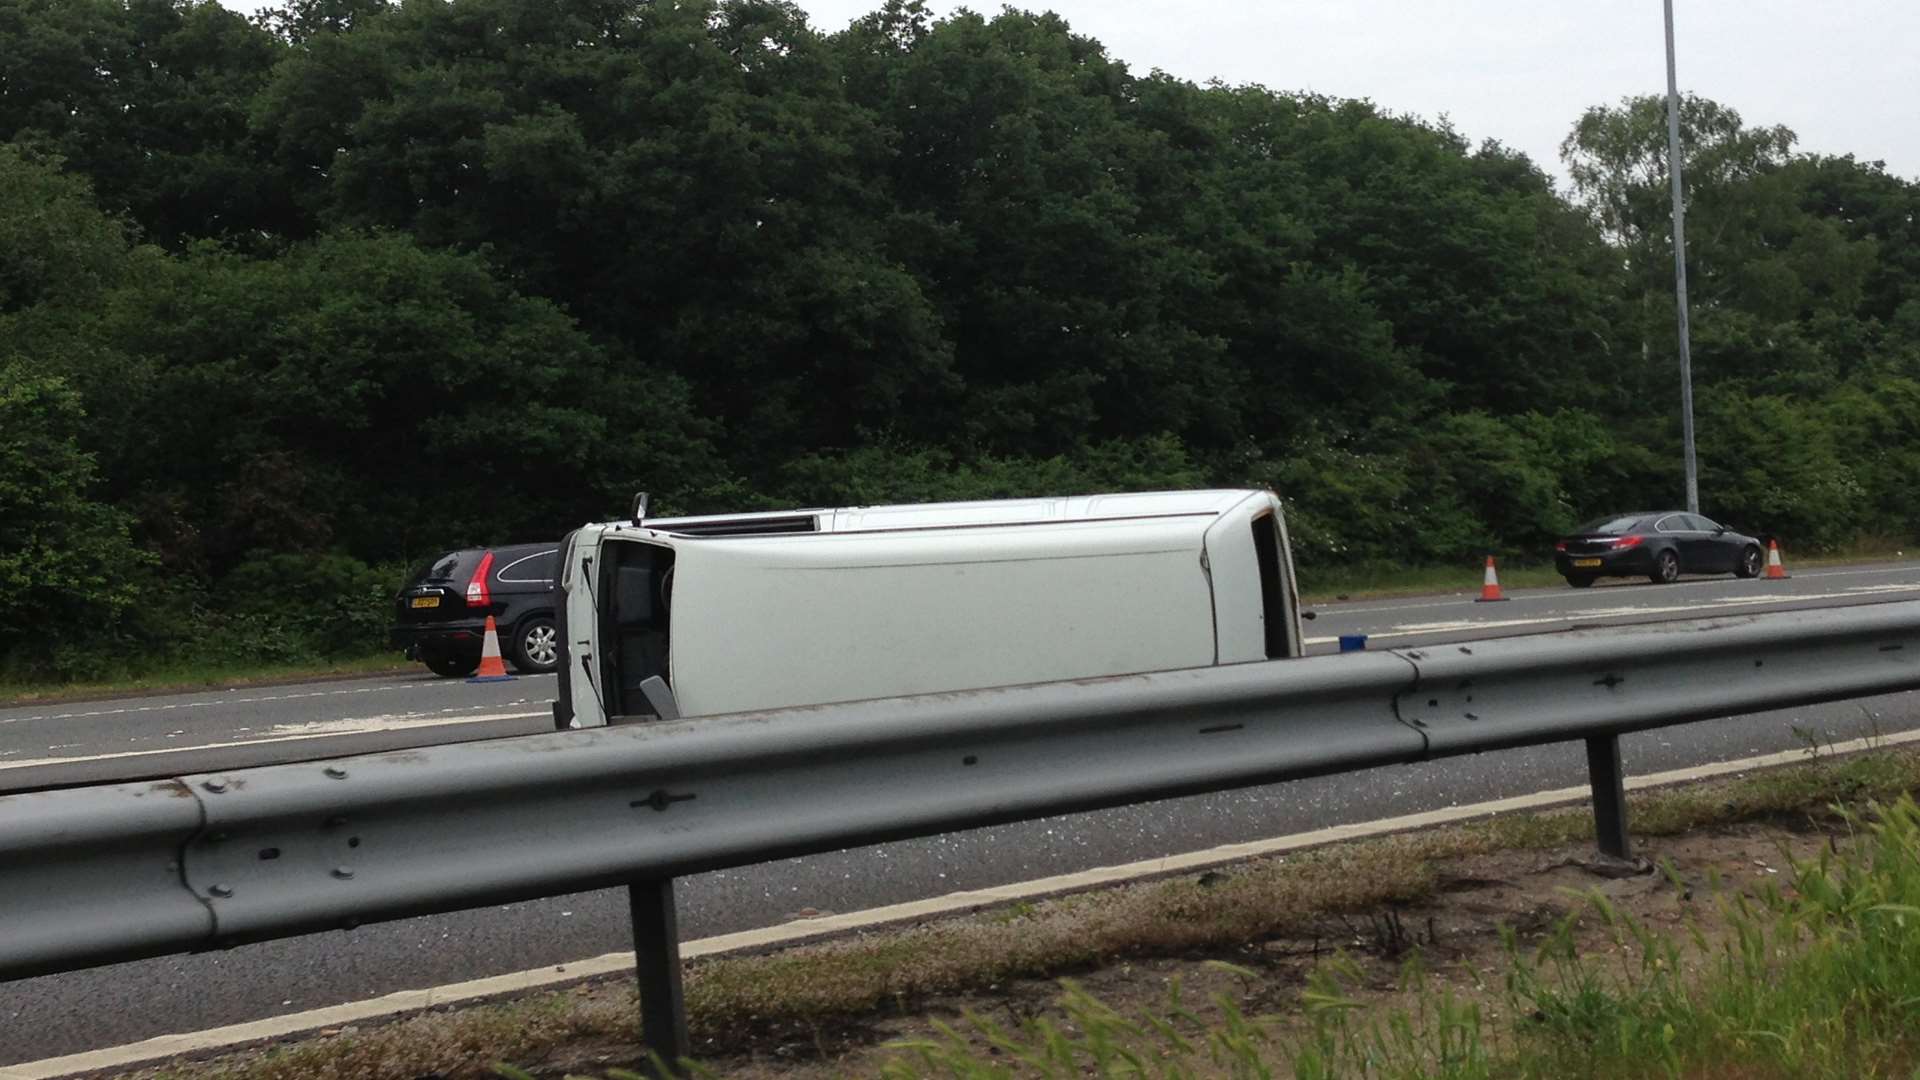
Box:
[332,866,355,880]
[324,766,349,780]
[201,777,228,793]
[210,884,234,898]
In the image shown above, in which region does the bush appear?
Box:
[214,552,396,659]
[0,368,154,679]
[767,436,1208,508]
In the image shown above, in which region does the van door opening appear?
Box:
[1252,512,1291,659]
[599,540,675,720]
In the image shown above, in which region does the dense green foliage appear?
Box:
[2,0,1917,677]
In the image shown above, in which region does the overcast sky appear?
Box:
[217,0,1920,186]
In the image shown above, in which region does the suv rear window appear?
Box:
[495,549,559,584]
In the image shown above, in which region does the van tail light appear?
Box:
[466,550,495,607]
[1610,535,1644,550]
[1554,541,1568,552]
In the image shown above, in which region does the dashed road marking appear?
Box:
[0,709,549,771]
[1,675,553,726]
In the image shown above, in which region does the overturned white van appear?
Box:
[554,489,1301,728]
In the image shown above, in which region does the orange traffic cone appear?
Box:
[1477,555,1508,602]
[468,615,517,682]
[1764,539,1791,580]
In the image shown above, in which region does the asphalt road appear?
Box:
[1298,560,1920,652]
[0,671,551,777]
[5,561,1920,1065]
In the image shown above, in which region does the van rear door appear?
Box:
[557,528,677,729]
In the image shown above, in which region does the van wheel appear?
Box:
[423,651,479,678]
[510,616,560,674]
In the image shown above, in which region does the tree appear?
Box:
[0,0,288,245]
[1559,94,1798,371]
[251,0,959,471]
[0,144,131,314]
[49,230,724,573]
[1561,93,1796,252]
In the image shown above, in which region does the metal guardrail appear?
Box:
[7,601,1920,1067]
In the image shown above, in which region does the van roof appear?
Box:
[639,488,1273,538]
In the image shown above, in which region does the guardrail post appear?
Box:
[1585,734,1632,860]
[629,877,690,1076]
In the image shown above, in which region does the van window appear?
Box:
[599,542,675,718]
[1251,513,1289,659]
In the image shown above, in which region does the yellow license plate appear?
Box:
[410,596,441,609]
[1572,558,1603,568]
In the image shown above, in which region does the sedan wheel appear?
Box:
[1565,574,1596,588]
[510,617,560,674]
[1650,549,1680,585]
[1735,544,1763,578]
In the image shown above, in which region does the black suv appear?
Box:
[390,543,561,677]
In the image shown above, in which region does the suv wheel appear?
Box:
[510,616,560,674]
[422,650,479,678]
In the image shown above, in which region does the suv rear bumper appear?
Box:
[389,620,488,658]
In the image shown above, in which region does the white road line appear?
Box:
[1,674,554,727]
[1304,584,1920,646]
[0,710,548,772]
[11,724,1919,1080]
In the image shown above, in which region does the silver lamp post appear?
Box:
[1664,0,1699,514]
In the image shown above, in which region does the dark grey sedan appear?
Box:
[1553,512,1765,587]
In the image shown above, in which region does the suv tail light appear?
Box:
[1610,535,1644,550]
[466,550,495,607]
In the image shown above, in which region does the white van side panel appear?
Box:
[664,521,1219,716]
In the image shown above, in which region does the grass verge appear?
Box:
[0,652,412,707]
[882,794,1920,1080]
[142,743,1920,1080]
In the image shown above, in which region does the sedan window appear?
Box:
[1688,515,1720,532]
[1576,515,1647,534]
[1654,515,1688,533]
